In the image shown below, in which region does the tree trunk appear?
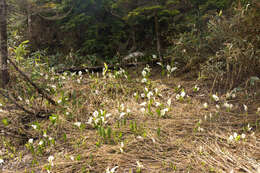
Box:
[0,0,9,88]
[154,13,162,61]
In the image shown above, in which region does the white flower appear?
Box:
[176,94,180,100]
[152,54,157,59]
[120,142,124,153]
[154,88,158,94]
[126,109,131,113]
[198,127,204,132]
[133,93,137,97]
[70,156,75,161]
[87,117,93,124]
[136,161,144,168]
[155,102,161,107]
[120,112,126,119]
[0,158,4,165]
[212,94,219,102]
[141,78,147,83]
[142,70,147,77]
[257,107,260,113]
[157,62,162,66]
[193,85,199,92]
[241,134,246,139]
[106,166,118,173]
[144,87,148,92]
[228,135,234,142]
[166,65,171,71]
[31,124,37,130]
[74,122,81,127]
[226,92,231,98]
[48,155,54,166]
[203,103,208,109]
[28,138,34,144]
[57,99,62,104]
[224,102,233,109]
[151,137,155,143]
[120,104,125,111]
[247,124,252,131]
[233,132,237,138]
[38,140,44,146]
[167,98,171,106]
[180,91,186,97]
[232,93,236,98]
[43,132,47,138]
[106,113,111,118]
[216,104,220,109]
[171,67,177,72]
[161,108,169,116]
[147,91,153,99]
[18,96,23,101]
[140,108,145,112]
[93,111,99,117]
[243,104,248,112]
[137,136,143,140]
[77,79,81,84]
[140,102,147,106]
[78,71,82,76]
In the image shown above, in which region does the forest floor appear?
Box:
[0,65,260,173]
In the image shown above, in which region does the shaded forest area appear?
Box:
[0,0,260,172]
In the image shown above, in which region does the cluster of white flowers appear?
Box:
[226,92,236,99]
[119,103,130,119]
[166,64,177,77]
[224,102,233,110]
[114,68,127,79]
[228,132,246,143]
[87,110,111,127]
[141,65,151,83]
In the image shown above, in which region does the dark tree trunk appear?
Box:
[0,0,9,88]
[154,13,162,61]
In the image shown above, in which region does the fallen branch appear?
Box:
[8,58,57,106]
[0,89,35,115]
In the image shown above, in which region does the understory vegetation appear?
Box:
[0,0,259,172]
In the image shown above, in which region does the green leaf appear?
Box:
[2,118,9,126]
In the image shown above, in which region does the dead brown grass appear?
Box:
[0,66,260,173]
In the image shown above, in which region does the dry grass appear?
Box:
[0,65,260,173]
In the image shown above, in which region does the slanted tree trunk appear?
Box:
[0,0,9,88]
